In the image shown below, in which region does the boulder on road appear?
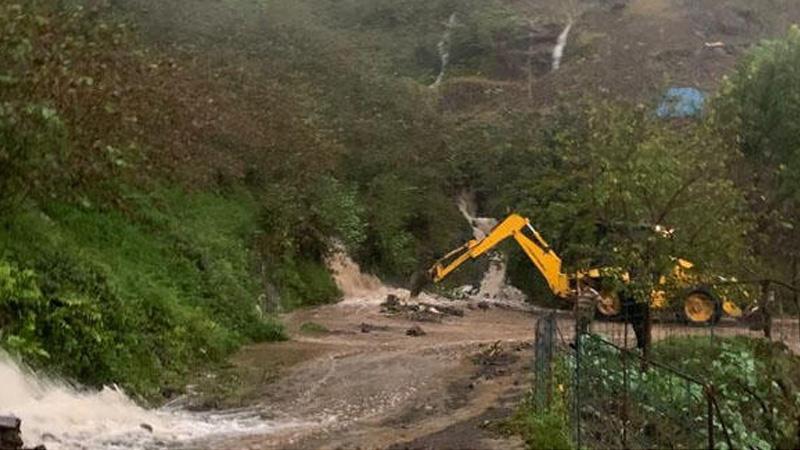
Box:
[406,325,426,337]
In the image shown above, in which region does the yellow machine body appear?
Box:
[430,214,572,298]
[428,213,742,324]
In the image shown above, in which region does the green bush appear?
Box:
[256,177,366,309]
[0,187,286,399]
[271,256,341,310]
[507,352,574,450]
[513,411,574,450]
[714,25,800,285]
[653,336,800,449]
[568,335,800,449]
[0,103,67,212]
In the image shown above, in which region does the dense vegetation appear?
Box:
[2,0,800,401]
[509,335,800,449]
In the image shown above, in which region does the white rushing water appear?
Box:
[430,13,457,88]
[0,352,312,450]
[551,20,573,71]
[456,193,526,303]
[325,244,384,300]
[325,242,446,307]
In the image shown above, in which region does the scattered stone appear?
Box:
[0,416,23,450]
[359,323,389,333]
[477,301,490,311]
[382,295,464,323]
[406,325,426,337]
[407,309,443,323]
[381,294,402,312]
[0,416,47,450]
[420,302,464,317]
[471,342,520,379]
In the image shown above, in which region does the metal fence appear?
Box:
[587,294,800,356]
[533,314,735,450]
[572,332,731,449]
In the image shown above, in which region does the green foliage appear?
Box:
[717,26,800,176]
[715,26,800,280]
[364,174,420,276]
[259,177,366,256]
[0,188,286,399]
[466,102,752,302]
[0,103,67,212]
[506,352,574,450]
[653,337,800,449]
[256,177,370,309]
[311,176,368,251]
[270,256,341,310]
[511,410,574,450]
[572,335,800,449]
[0,262,49,361]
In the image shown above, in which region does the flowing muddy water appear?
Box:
[0,211,533,450]
[4,238,787,449]
[0,250,391,450]
[0,351,314,449]
[0,248,521,450]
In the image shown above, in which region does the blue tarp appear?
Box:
[656,87,706,118]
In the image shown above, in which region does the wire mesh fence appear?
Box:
[572,332,731,450]
[532,282,800,449]
[533,314,737,450]
[587,297,800,355]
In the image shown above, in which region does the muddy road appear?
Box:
[200,295,536,450]
[188,289,799,450]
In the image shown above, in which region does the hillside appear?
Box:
[2,0,800,407]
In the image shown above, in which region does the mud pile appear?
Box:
[381,295,464,323]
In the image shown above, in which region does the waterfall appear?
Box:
[430,13,457,88]
[325,242,384,300]
[455,192,526,303]
[551,20,573,71]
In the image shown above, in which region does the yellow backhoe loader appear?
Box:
[413,213,742,346]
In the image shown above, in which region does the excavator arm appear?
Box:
[429,214,572,298]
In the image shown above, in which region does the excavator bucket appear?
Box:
[409,270,431,298]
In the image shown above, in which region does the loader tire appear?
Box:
[682,288,722,325]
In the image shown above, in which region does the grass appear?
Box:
[505,408,574,450]
[503,355,574,450]
[0,186,286,400]
[299,321,330,335]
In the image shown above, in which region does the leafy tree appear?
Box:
[0,104,67,213]
[715,25,800,289]
[479,102,752,302]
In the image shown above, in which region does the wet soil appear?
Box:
[189,295,799,449]
[192,297,538,450]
